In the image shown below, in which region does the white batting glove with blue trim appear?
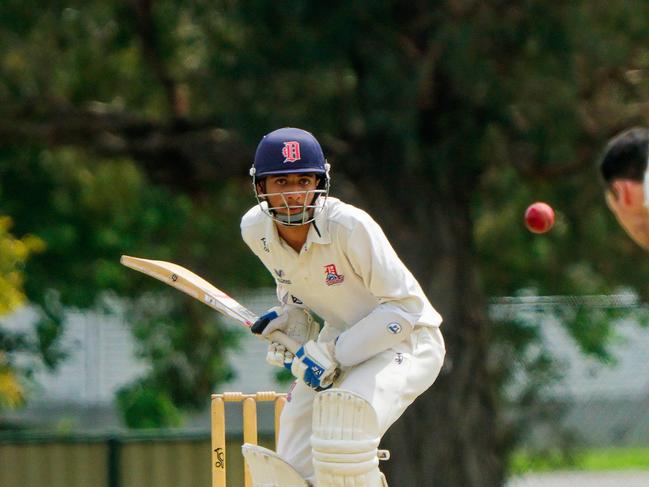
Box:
[266,341,294,369]
[291,340,339,391]
[254,306,319,368]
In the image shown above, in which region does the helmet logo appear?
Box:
[281,141,301,163]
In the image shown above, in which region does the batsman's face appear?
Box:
[263,174,319,214]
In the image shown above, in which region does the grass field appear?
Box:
[510,447,649,473]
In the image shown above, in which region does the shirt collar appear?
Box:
[263,197,332,246]
[306,198,331,245]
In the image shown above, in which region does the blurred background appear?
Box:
[1,2,649,486]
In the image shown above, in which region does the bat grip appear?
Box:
[250,310,279,335]
[265,330,301,355]
[251,310,300,353]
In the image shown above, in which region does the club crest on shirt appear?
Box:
[282,141,301,163]
[324,264,344,286]
[273,268,292,284]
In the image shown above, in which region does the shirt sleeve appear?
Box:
[240,219,260,256]
[334,215,433,366]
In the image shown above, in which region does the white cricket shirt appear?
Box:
[241,197,442,365]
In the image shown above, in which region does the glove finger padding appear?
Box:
[291,341,339,391]
[266,342,294,369]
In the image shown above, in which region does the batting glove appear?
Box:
[291,340,339,391]
[252,306,319,368]
[266,341,294,369]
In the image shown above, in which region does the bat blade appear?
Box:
[120,255,257,325]
[120,255,300,353]
[120,255,340,381]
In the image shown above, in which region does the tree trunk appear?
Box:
[368,185,505,486]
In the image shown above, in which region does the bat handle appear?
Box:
[265,330,301,355]
[250,310,301,354]
[250,310,278,334]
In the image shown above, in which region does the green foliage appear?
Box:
[0,215,43,314]
[0,143,267,425]
[125,297,241,412]
[511,446,649,474]
[274,367,294,385]
[0,215,44,410]
[1,2,649,471]
[116,380,181,429]
[0,366,24,409]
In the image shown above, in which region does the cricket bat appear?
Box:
[120,255,301,353]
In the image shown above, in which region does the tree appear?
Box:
[0,215,44,411]
[2,1,649,484]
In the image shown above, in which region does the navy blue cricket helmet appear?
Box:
[250,128,331,226]
[250,127,328,177]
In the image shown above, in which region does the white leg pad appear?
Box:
[242,444,309,487]
[311,389,387,487]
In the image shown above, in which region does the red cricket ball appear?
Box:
[524,202,555,234]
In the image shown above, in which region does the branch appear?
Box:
[510,151,596,181]
[0,104,248,191]
[130,0,187,119]
[510,62,649,182]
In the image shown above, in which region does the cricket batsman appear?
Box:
[239,127,446,486]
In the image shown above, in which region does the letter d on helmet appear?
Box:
[250,127,331,226]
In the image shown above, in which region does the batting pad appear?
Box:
[242,444,309,487]
[311,389,387,487]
